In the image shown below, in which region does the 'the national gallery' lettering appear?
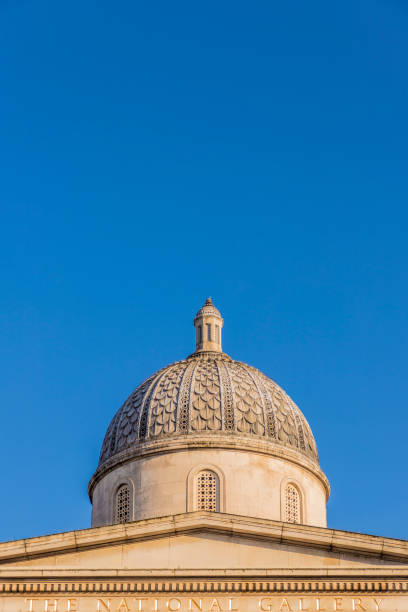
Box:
[22,596,389,612]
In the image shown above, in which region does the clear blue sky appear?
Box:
[1,0,408,542]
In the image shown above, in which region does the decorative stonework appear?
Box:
[217,359,234,431]
[190,360,222,431]
[195,470,219,511]
[177,362,196,434]
[139,373,166,439]
[228,362,265,436]
[108,376,155,461]
[97,353,319,474]
[2,587,408,612]
[285,483,301,524]
[148,365,185,437]
[115,484,130,523]
[2,581,408,594]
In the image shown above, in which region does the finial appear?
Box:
[193,298,224,353]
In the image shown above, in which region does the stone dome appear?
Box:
[97,352,318,470]
[89,299,329,529]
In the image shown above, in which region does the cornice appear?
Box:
[1,579,408,594]
[88,434,330,501]
[0,512,408,567]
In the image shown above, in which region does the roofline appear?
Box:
[0,511,407,566]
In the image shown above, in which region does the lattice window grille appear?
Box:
[285,484,301,524]
[115,484,131,523]
[196,470,219,511]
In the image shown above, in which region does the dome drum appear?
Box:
[91,446,328,527]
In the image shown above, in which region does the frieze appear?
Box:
[1,581,408,594]
[1,594,408,612]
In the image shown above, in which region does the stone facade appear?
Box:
[1,299,407,612]
[1,512,408,611]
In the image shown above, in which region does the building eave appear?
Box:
[0,511,407,566]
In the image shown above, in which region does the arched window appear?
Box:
[285,483,301,524]
[115,484,131,523]
[195,470,219,511]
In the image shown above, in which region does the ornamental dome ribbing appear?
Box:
[98,352,318,468]
[95,298,319,476]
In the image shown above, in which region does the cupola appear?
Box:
[193,297,224,353]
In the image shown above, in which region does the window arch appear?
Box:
[115,484,131,523]
[187,464,225,513]
[285,483,301,524]
[195,470,219,511]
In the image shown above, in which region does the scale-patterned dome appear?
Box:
[98,350,318,469]
[89,299,329,529]
[97,298,320,471]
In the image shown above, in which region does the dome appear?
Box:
[97,352,318,469]
[89,299,329,529]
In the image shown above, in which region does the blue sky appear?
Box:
[1,0,408,542]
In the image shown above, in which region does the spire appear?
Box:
[193,297,224,353]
